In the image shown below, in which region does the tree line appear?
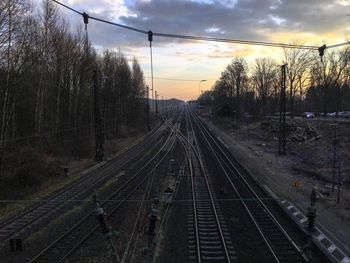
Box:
[199,44,350,119]
[0,0,148,184]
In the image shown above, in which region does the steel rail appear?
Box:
[187,108,232,263]
[184,108,202,263]
[57,132,177,263]
[191,112,307,262]
[29,128,176,262]
[191,113,280,262]
[0,122,166,243]
[183,107,232,263]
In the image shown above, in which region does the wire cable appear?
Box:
[89,15,148,35]
[326,42,350,49]
[51,0,340,51]
[153,32,318,50]
[145,77,217,82]
[52,0,82,15]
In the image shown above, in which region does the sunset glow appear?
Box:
[35,0,350,100]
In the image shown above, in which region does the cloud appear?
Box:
[270,0,350,35]
[50,0,350,51]
[40,0,350,100]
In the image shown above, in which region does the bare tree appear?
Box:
[283,41,312,117]
[251,58,277,116]
[309,48,350,114]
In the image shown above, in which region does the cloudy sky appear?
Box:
[37,0,350,100]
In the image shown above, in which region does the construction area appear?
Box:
[206,116,350,253]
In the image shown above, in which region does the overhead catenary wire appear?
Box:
[145,77,217,82]
[327,42,350,49]
[51,0,349,51]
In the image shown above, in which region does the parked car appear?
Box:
[302,112,314,118]
[338,111,350,118]
[326,112,337,117]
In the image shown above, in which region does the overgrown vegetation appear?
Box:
[0,1,148,197]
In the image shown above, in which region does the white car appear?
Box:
[338,111,350,118]
[302,112,314,118]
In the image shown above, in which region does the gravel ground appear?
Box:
[205,116,350,258]
[154,142,189,263]
[2,135,163,263]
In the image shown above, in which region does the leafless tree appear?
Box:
[283,41,312,117]
[251,58,277,116]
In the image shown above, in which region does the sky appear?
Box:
[34,0,350,101]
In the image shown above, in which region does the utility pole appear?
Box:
[331,123,338,192]
[162,96,164,114]
[146,85,150,131]
[155,90,158,120]
[279,64,287,155]
[93,69,104,161]
[330,123,341,203]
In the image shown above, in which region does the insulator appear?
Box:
[318,45,326,60]
[148,31,153,42]
[82,12,89,24]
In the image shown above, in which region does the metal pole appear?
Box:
[278,68,282,154]
[146,85,150,131]
[279,65,287,155]
[155,90,158,120]
[332,125,337,192]
[282,65,286,154]
[94,69,103,161]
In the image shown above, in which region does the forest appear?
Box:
[0,0,148,197]
[198,45,350,119]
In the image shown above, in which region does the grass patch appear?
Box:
[0,131,145,222]
[25,205,83,243]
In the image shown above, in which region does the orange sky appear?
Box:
[48,0,350,101]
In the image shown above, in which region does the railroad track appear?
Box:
[28,125,177,262]
[190,110,308,263]
[180,108,237,263]
[0,122,167,247]
[121,120,185,263]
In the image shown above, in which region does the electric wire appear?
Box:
[327,42,350,49]
[152,32,317,50]
[145,77,217,82]
[51,0,349,51]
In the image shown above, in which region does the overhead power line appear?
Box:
[327,42,350,49]
[152,32,317,50]
[52,0,349,51]
[145,77,216,82]
[52,0,147,34]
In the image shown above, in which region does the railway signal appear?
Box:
[93,193,120,262]
[307,187,317,232]
[164,187,173,203]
